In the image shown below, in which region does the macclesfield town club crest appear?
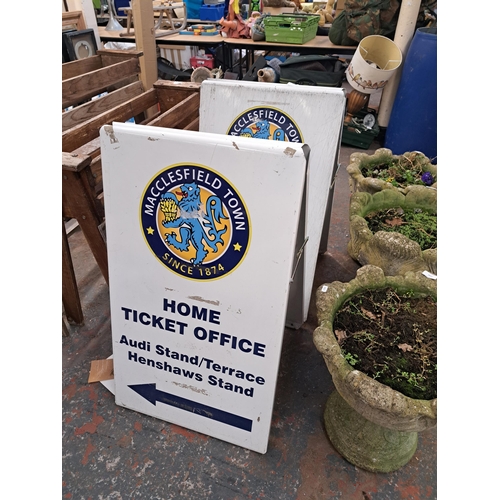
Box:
[141,163,250,281]
[227,106,303,143]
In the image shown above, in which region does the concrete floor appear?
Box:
[62,135,437,499]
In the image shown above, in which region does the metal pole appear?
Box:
[377,0,421,129]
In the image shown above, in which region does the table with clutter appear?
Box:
[99,26,355,77]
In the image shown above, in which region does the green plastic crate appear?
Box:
[264,14,319,44]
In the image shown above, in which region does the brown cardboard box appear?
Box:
[333,0,344,19]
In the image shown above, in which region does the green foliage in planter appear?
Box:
[347,148,438,195]
[357,150,436,190]
[365,207,437,251]
[333,287,437,400]
[348,187,438,275]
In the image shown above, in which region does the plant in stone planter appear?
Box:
[347,148,437,194]
[313,265,437,473]
[348,185,437,276]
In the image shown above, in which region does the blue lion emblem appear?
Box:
[240,119,286,141]
[240,120,272,139]
[160,182,227,266]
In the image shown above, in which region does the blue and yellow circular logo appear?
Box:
[227,106,303,143]
[140,164,250,281]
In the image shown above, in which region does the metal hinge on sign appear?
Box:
[330,163,341,190]
[290,236,309,283]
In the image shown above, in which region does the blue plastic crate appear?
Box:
[199,4,224,21]
[185,0,203,19]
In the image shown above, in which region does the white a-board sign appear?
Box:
[100,122,309,453]
[199,80,346,329]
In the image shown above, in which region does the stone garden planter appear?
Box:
[347,148,437,194]
[348,185,437,276]
[313,265,437,473]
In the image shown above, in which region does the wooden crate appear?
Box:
[62,49,144,113]
[62,80,201,326]
[62,10,86,31]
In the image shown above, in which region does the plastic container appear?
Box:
[114,0,131,14]
[185,0,203,19]
[190,54,215,68]
[264,14,319,44]
[199,4,224,20]
[384,28,437,162]
[342,109,380,149]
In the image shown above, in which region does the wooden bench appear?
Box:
[62,78,201,325]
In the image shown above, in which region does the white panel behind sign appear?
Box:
[199,80,345,328]
[100,123,309,453]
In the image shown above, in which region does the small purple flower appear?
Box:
[421,172,434,186]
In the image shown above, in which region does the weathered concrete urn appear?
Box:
[347,148,437,194]
[348,185,437,276]
[314,265,437,472]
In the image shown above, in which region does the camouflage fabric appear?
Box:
[329,11,357,45]
[329,0,437,46]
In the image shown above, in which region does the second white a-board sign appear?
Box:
[100,123,309,453]
[199,79,346,328]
